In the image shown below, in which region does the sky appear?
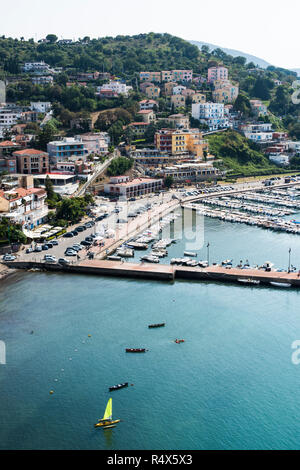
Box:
[1,0,299,70]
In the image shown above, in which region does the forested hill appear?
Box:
[0,33,201,76]
[0,32,296,83]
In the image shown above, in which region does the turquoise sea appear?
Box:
[1,214,300,450]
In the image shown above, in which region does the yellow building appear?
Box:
[192,93,206,104]
[163,81,177,96]
[155,129,208,158]
[170,94,186,109]
[145,85,161,99]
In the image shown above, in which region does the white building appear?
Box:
[32,76,54,85]
[0,105,23,138]
[286,141,300,154]
[47,137,88,163]
[23,61,51,74]
[269,154,290,166]
[242,123,273,142]
[30,102,52,113]
[98,81,133,96]
[79,133,109,155]
[104,176,163,197]
[192,102,230,130]
[173,85,186,95]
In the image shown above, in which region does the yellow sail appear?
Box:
[103,398,112,421]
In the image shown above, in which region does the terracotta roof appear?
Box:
[13,148,48,156]
[138,110,153,114]
[0,140,18,147]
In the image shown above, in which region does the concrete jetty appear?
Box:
[4,260,300,288]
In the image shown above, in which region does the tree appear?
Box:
[46,34,58,44]
[164,176,174,189]
[35,121,58,151]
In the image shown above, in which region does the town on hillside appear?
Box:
[0,33,300,253]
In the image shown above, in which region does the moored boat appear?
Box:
[109,382,128,391]
[270,281,292,288]
[237,278,260,285]
[125,348,146,353]
[148,323,165,328]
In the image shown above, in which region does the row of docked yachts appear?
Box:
[196,205,300,234]
[200,197,295,217]
[232,191,300,210]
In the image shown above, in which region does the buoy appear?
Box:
[88,334,91,338]
[49,390,54,395]
[54,378,58,382]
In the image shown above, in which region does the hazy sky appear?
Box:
[1,0,299,69]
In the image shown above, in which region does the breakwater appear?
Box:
[4,260,300,288]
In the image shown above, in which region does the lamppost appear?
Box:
[207,242,210,266]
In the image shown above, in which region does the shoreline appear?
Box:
[0,263,17,282]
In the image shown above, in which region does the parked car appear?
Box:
[64,249,77,256]
[2,254,16,261]
[80,240,92,246]
[51,240,59,246]
[76,226,85,232]
[63,232,74,238]
[58,258,70,265]
[85,236,93,242]
[34,246,42,252]
[42,245,49,250]
[44,255,56,263]
[26,248,33,254]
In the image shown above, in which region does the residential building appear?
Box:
[80,133,109,155]
[152,162,222,182]
[165,114,189,129]
[13,149,49,174]
[137,109,156,123]
[23,61,51,74]
[241,123,273,142]
[145,85,161,99]
[269,154,290,166]
[140,81,154,93]
[182,88,196,98]
[0,105,23,138]
[170,94,186,108]
[30,102,51,113]
[192,93,206,104]
[104,176,163,197]
[0,140,21,157]
[171,70,193,83]
[161,71,174,82]
[130,148,190,166]
[98,81,133,96]
[173,85,187,95]
[155,128,208,158]
[0,182,48,229]
[127,122,150,136]
[286,141,300,154]
[32,76,54,85]
[139,99,158,110]
[33,173,79,196]
[0,155,17,174]
[250,99,268,117]
[207,66,229,83]
[47,137,88,163]
[191,102,230,130]
[212,85,239,104]
[139,72,161,83]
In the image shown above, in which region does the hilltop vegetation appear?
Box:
[208,130,280,176]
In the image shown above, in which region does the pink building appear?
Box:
[207,66,228,83]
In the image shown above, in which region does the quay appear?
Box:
[4,259,300,288]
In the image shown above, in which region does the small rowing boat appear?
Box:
[125,348,146,353]
[270,281,292,288]
[109,382,128,392]
[174,339,185,344]
[148,323,165,328]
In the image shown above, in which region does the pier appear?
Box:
[4,259,300,288]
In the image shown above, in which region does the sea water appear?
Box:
[1,215,300,449]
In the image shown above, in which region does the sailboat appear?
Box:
[94,398,120,428]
